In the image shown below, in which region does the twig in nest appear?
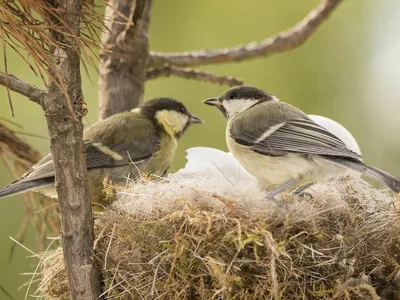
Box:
[0,71,46,106]
[147,65,244,87]
[149,0,342,67]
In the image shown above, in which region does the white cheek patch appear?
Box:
[156,110,189,137]
[222,99,260,118]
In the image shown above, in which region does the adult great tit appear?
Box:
[0,97,203,205]
[203,85,400,197]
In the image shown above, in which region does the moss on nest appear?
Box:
[36,176,400,299]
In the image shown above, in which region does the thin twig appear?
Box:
[146,65,244,87]
[0,71,45,105]
[0,284,16,300]
[149,0,342,67]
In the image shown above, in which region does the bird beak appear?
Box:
[188,114,204,124]
[202,97,222,107]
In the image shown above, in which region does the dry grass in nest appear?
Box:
[32,175,400,299]
[0,121,60,254]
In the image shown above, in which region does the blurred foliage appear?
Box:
[0,0,399,298]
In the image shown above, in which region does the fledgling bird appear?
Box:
[203,85,400,197]
[0,97,203,205]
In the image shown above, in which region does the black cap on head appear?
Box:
[141,97,190,118]
[220,86,274,102]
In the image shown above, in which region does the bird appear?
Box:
[173,115,362,181]
[203,85,400,197]
[308,115,362,157]
[0,97,203,205]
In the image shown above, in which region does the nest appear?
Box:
[35,175,400,299]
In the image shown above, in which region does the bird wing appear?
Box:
[17,134,161,184]
[231,117,362,160]
[14,154,55,183]
[16,112,162,183]
[84,134,160,169]
[82,113,161,170]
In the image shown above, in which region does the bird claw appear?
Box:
[294,191,313,199]
[293,183,314,199]
[265,193,290,209]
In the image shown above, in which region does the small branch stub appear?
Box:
[0,71,46,105]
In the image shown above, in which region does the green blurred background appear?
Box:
[1,0,400,298]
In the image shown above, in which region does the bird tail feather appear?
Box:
[0,179,52,200]
[326,157,400,193]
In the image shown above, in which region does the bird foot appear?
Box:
[293,183,314,199]
[294,191,313,199]
[265,193,290,209]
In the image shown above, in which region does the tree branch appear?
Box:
[99,0,153,120]
[146,65,244,86]
[42,0,102,299]
[0,71,46,105]
[149,0,342,68]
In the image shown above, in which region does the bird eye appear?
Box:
[229,92,238,100]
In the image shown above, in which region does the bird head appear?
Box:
[203,85,276,119]
[141,97,203,139]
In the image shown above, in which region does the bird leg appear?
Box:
[266,177,297,199]
[293,183,314,198]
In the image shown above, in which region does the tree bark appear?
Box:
[43,0,102,299]
[99,0,153,119]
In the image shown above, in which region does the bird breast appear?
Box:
[226,136,310,184]
[153,135,178,174]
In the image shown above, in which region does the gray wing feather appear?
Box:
[17,134,160,183]
[84,134,160,169]
[16,154,55,183]
[232,118,362,160]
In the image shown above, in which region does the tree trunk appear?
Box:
[99,0,153,119]
[43,0,102,299]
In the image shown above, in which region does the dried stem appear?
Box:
[0,72,46,105]
[0,122,41,168]
[149,0,342,68]
[146,65,244,86]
